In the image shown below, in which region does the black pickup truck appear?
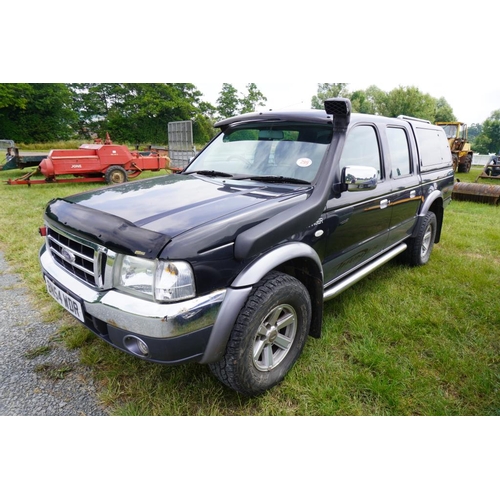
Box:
[39,98,454,396]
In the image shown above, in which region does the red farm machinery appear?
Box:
[5,137,171,186]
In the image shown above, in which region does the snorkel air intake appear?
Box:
[234,98,352,261]
[324,97,351,131]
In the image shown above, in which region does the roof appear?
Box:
[215,109,436,131]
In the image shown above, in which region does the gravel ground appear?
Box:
[0,250,109,416]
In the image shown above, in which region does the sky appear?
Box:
[10,7,500,127]
[194,82,500,126]
[8,1,499,128]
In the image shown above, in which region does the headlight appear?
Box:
[118,255,156,296]
[155,261,196,301]
[117,256,195,302]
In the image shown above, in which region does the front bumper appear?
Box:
[40,245,226,364]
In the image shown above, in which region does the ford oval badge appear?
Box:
[61,248,76,263]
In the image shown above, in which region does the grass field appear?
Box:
[0,160,498,415]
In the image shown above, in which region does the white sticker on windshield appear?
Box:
[296,158,312,168]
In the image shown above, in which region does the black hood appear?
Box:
[45,174,310,258]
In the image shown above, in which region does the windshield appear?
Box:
[185,122,332,183]
[440,124,458,139]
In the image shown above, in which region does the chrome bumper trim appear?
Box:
[40,245,226,339]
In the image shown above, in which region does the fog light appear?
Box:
[123,335,150,357]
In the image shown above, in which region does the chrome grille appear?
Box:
[47,227,106,287]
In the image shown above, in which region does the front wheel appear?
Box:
[402,212,437,267]
[209,271,311,396]
[457,155,471,173]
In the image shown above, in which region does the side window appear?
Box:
[340,125,381,179]
[386,127,411,178]
[415,127,451,171]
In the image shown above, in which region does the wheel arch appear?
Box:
[233,244,324,338]
[415,192,444,243]
[200,243,324,364]
[232,242,323,286]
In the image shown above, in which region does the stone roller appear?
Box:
[452,182,500,205]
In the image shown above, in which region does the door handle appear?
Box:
[380,199,390,209]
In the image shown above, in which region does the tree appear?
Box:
[380,86,437,121]
[350,86,386,115]
[68,83,214,145]
[216,83,240,119]
[0,83,31,110]
[0,83,77,143]
[170,84,217,143]
[468,123,482,142]
[239,83,267,114]
[472,110,500,154]
[69,83,128,139]
[435,97,456,122]
[311,83,350,109]
[215,83,267,119]
[311,84,460,122]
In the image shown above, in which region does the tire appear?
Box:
[105,165,127,184]
[402,212,437,267]
[209,271,311,396]
[457,155,471,173]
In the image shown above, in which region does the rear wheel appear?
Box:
[105,165,127,184]
[209,271,311,396]
[402,212,437,267]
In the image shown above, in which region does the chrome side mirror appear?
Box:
[341,165,378,192]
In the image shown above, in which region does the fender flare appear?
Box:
[413,189,444,239]
[419,188,442,216]
[232,242,323,288]
[200,242,323,364]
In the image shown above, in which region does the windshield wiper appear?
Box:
[188,170,234,178]
[187,171,310,185]
[234,175,311,185]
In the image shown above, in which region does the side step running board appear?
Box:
[323,243,407,301]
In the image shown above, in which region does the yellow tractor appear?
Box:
[436,121,474,173]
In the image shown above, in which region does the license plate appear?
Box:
[45,277,85,322]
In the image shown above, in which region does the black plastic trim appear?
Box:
[107,325,209,365]
[45,198,171,258]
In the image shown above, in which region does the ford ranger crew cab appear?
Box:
[39,98,454,396]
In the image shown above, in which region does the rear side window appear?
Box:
[387,127,411,178]
[415,127,451,172]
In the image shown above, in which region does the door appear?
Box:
[321,124,392,285]
[384,125,422,245]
